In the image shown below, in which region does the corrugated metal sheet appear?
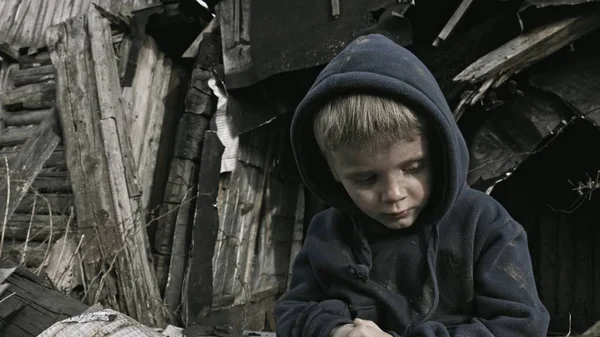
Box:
[0,0,159,50]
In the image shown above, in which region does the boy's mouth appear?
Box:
[384,209,409,219]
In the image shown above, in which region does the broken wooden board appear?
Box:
[467,92,571,191]
[182,127,224,324]
[46,8,164,327]
[529,49,600,127]
[433,0,475,46]
[0,265,88,337]
[0,114,61,247]
[454,9,600,85]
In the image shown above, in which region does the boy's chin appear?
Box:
[377,217,415,230]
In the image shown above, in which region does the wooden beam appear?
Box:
[10,65,55,87]
[0,114,61,259]
[0,126,37,147]
[454,9,600,84]
[46,9,164,327]
[0,80,56,110]
[180,128,224,322]
[3,109,52,127]
[433,0,475,47]
[0,265,88,337]
[0,148,66,170]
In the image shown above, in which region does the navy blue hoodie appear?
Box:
[274,34,549,337]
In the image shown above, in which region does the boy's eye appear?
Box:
[352,175,376,185]
[404,161,425,173]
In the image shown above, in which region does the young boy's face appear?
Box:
[328,135,432,229]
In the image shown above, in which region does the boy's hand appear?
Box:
[331,323,355,337]
[346,318,393,337]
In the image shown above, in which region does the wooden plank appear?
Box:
[10,65,55,87]
[46,10,163,326]
[0,148,66,169]
[15,193,73,214]
[30,0,49,49]
[454,9,600,84]
[0,214,68,242]
[0,115,61,260]
[173,112,211,161]
[181,128,224,322]
[30,172,72,193]
[433,0,475,46]
[162,157,198,204]
[87,8,140,199]
[0,126,38,147]
[0,265,88,337]
[3,109,52,126]
[18,51,52,69]
[154,157,197,292]
[123,36,172,215]
[250,177,297,301]
[153,202,179,293]
[0,80,55,110]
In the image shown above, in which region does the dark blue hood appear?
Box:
[291,33,469,227]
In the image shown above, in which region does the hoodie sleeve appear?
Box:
[274,245,353,337]
[403,220,550,337]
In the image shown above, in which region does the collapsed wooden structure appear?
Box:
[1,0,600,335]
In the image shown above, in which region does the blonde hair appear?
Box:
[313,93,425,155]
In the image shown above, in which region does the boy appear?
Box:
[274,34,550,337]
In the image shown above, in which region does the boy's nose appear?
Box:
[381,181,406,203]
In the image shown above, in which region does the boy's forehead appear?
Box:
[330,136,428,169]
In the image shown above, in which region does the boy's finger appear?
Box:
[353,318,382,331]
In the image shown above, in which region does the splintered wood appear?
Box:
[46,8,164,327]
[453,9,600,118]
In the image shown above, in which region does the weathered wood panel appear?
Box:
[122,36,172,215]
[0,266,88,337]
[211,121,299,316]
[47,9,163,326]
[250,176,298,301]
[0,0,160,50]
